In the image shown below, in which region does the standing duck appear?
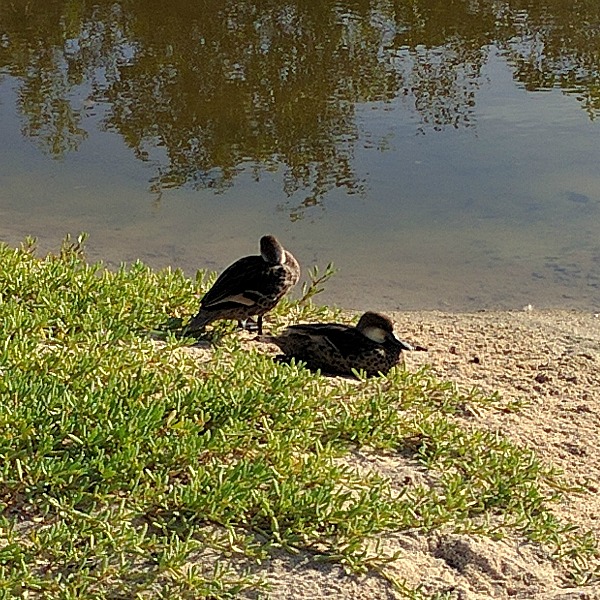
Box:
[260,311,414,377]
[186,235,300,335]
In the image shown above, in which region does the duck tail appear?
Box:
[185,311,212,334]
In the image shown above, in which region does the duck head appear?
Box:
[356,311,413,351]
[260,235,286,265]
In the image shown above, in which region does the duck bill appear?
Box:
[389,334,414,351]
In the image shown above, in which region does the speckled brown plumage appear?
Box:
[186,235,300,335]
[261,311,414,377]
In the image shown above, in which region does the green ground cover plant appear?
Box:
[0,236,597,598]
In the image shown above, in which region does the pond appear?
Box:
[1,0,599,311]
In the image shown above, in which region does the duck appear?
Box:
[186,235,300,335]
[260,311,414,377]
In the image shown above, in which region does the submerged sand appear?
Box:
[241,308,600,599]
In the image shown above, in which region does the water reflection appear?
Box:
[1,0,598,210]
[1,1,599,311]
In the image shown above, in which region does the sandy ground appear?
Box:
[238,308,600,599]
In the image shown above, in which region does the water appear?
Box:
[1,0,599,311]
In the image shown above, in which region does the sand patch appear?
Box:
[237,309,600,598]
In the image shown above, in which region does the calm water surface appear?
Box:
[1,1,599,311]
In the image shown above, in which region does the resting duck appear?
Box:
[186,235,300,335]
[261,311,414,377]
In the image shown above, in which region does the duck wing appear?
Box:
[283,323,366,358]
[200,255,276,310]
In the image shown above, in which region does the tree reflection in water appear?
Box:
[1,0,598,215]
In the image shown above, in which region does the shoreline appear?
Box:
[4,235,600,599]
[2,230,600,316]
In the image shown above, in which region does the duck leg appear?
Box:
[235,317,264,334]
[257,315,263,335]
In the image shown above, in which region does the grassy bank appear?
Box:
[0,237,597,599]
